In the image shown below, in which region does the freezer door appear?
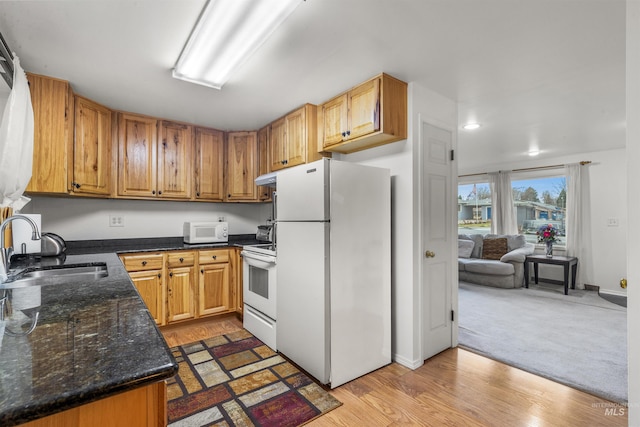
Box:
[276,159,329,221]
[276,221,330,384]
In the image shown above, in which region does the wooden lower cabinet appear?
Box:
[120,253,165,326]
[121,248,240,326]
[19,381,167,427]
[167,265,196,323]
[198,249,232,316]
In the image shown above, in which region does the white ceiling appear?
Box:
[0,0,626,171]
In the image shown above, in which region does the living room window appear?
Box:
[458,175,566,245]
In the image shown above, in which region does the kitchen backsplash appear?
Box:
[22,196,270,240]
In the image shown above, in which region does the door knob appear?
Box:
[425,250,436,258]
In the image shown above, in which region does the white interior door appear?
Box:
[421,121,455,360]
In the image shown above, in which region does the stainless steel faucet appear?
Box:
[0,215,41,282]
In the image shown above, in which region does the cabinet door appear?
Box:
[118,113,157,197]
[269,117,287,171]
[226,131,258,201]
[26,73,73,194]
[128,270,165,326]
[157,120,192,199]
[73,96,112,195]
[321,93,348,148]
[194,127,224,201]
[257,125,272,202]
[348,77,380,139]
[167,266,196,323]
[198,263,231,316]
[285,106,306,168]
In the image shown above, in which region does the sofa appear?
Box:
[458,234,535,288]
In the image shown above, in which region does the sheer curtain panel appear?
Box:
[489,171,518,235]
[565,163,592,289]
[0,55,34,209]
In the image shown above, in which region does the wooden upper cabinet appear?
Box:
[26,73,74,194]
[118,112,157,197]
[194,127,225,201]
[269,116,287,171]
[270,104,323,172]
[320,73,407,154]
[257,125,272,202]
[226,131,258,201]
[348,77,380,139]
[157,120,192,199]
[72,96,112,196]
[320,94,348,147]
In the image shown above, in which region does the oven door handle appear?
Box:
[241,251,276,264]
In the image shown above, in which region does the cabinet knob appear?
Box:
[179,257,184,262]
[158,191,162,195]
[157,273,161,278]
[228,194,231,198]
[141,261,147,266]
[196,192,200,197]
[212,255,217,260]
[342,132,346,137]
[346,130,351,136]
[169,272,173,277]
[201,269,204,274]
[152,190,156,195]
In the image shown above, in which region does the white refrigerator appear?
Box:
[276,158,391,388]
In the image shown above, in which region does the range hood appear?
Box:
[255,171,278,187]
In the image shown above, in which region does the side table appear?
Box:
[524,255,579,295]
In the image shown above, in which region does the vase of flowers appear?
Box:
[537,223,558,258]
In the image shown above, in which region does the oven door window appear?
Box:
[248,265,269,299]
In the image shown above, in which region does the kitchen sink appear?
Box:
[0,263,109,289]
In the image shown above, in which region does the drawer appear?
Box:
[121,253,164,271]
[167,251,196,267]
[198,249,229,264]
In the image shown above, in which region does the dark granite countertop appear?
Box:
[64,234,265,255]
[0,252,178,426]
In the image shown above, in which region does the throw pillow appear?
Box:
[458,239,475,258]
[485,234,526,251]
[482,237,508,260]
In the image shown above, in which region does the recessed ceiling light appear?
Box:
[528,150,540,156]
[462,123,481,130]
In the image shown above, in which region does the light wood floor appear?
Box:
[161,316,627,427]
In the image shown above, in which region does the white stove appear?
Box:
[241,242,277,350]
[242,243,276,257]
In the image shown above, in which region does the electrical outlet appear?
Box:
[109,214,124,227]
[218,216,226,222]
[607,217,619,227]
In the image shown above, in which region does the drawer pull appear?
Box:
[179,257,184,262]
[212,255,217,260]
[142,261,147,266]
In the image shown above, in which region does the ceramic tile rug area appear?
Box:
[167,330,342,427]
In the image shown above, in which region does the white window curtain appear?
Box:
[488,171,518,235]
[565,163,592,289]
[0,55,34,210]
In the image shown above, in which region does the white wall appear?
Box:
[21,196,271,240]
[626,0,639,423]
[337,81,457,368]
[460,148,627,296]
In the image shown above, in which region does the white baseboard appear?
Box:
[393,353,424,370]
[599,289,627,297]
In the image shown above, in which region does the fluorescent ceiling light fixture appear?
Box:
[173,0,303,89]
[462,122,481,130]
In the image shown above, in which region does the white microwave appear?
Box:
[183,221,228,244]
